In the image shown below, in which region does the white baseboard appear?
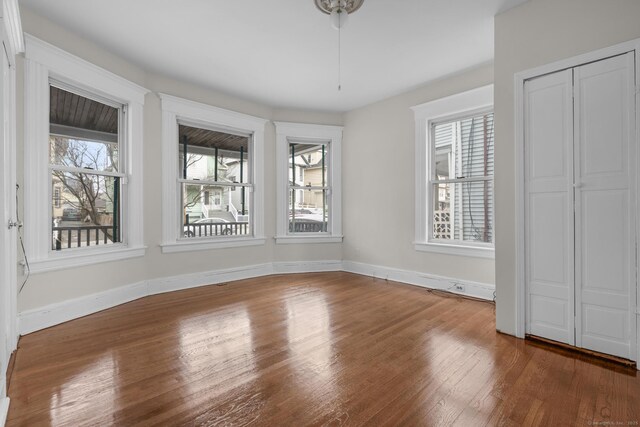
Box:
[0,397,9,427]
[342,261,496,301]
[18,281,148,335]
[148,260,343,295]
[272,260,343,274]
[18,260,492,335]
[149,263,274,295]
[18,260,344,334]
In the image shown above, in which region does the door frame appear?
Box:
[0,0,23,421]
[515,38,640,365]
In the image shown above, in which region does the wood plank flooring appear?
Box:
[6,272,640,426]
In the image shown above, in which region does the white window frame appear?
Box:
[24,35,148,273]
[274,122,343,244]
[160,94,267,253]
[411,85,495,259]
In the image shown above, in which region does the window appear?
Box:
[49,84,124,251]
[412,85,494,258]
[289,142,329,233]
[179,123,252,239]
[275,122,343,244]
[160,94,267,252]
[431,112,494,242]
[24,35,147,272]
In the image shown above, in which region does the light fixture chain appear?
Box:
[338,24,342,91]
[316,0,364,91]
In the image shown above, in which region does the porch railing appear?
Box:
[184,222,249,237]
[289,221,327,233]
[52,225,115,250]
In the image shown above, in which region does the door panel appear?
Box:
[574,52,636,360]
[581,190,628,292]
[581,304,630,357]
[524,69,575,345]
[579,63,628,178]
[529,193,569,285]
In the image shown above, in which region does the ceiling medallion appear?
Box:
[314,0,365,15]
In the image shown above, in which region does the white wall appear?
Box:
[16,7,343,312]
[494,0,640,334]
[342,64,496,285]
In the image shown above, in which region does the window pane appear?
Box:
[432,182,453,239]
[49,135,119,172]
[289,143,328,187]
[432,181,493,243]
[182,183,250,238]
[289,188,328,233]
[49,85,120,172]
[458,114,494,178]
[179,124,250,182]
[51,172,120,250]
[435,148,452,179]
[433,113,494,179]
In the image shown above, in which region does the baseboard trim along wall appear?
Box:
[342,261,496,301]
[18,280,149,335]
[18,260,494,335]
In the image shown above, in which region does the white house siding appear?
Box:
[433,113,494,242]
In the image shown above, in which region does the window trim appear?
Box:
[159,94,268,253]
[24,34,148,273]
[274,122,343,244]
[411,85,495,259]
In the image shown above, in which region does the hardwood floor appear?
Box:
[6,272,640,426]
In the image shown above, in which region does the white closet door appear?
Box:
[574,52,636,360]
[524,69,575,345]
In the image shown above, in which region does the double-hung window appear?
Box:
[160,94,267,252]
[430,112,494,243]
[275,122,343,244]
[49,83,125,251]
[179,123,252,239]
[24,35,147,272]
[412,85,495,258]
[288,142,329,233]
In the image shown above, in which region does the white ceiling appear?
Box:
[21,0,528,112]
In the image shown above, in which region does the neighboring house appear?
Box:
[226,159,249,221]
[289,149,326,210]
[183,153,246,223]
[301,165,325,208]
[433,114,494,242]
[51,181,63,218]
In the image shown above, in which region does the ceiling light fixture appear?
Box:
[314,0,364,91]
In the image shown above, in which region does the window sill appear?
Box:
[161,237,266,253]
[28,246,147,274]
[414,241,494,259]
[275,235,343,244]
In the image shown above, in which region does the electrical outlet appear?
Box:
[453,283,465,292]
